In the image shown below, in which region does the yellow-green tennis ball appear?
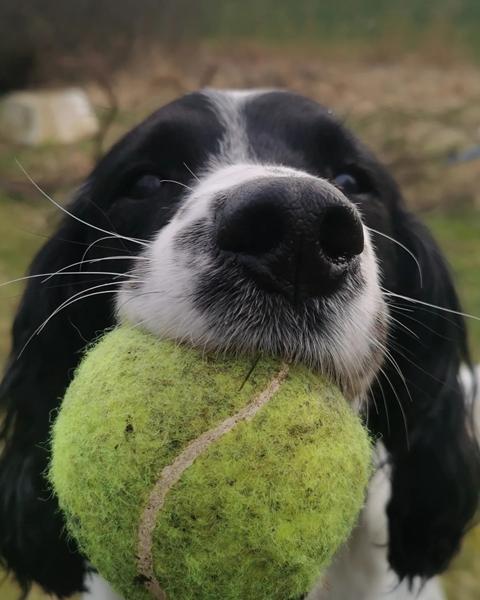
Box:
[49,326,372,600]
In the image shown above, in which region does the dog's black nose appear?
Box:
[216,177,364,301]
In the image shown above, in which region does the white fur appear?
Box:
[82,572,122,600]
[203,88,274,168]
[460,364,480,437]
[308,446,446,600]
[204,89,253,166]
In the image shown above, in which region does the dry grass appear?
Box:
[3,43,480,209]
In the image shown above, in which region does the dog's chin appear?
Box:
[203,320,388,405]
[201,337,386,406]
[196,305,387,404]
[118,283,389,405]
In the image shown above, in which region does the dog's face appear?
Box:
[1,89,479,598]
[96,89,401,400]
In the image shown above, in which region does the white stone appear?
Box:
[0,88,99,146]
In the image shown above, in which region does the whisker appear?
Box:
[382,345,413,405]
[388,298,464,328]
[363,385,370,426]
[1,271,138,289]
[12,219,148,256]
[366,226,423,287]
[388,304,462,342]
[183,162,201,182]
[382,289,480,322]
[367,326,413,406]
[376,362,410,449]
[18,289,120,358]
[43,275,148,291]
[16,160,149,248]
[1,225,130,255]
[89,200,131,254]
[386,313,420,341]
[79,235,133,265]
[36,282,126,334]
[385,302,415,314]
[369,372,389,431]
[18,282,124,357]
[158,179,194,192]
[362,327,409,445]
[386,338,453,387]
[41,255,149,283]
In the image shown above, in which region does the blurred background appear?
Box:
[0,1,479,598]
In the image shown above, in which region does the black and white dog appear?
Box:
[0,90,479,600]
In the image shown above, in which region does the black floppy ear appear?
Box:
[368,208,480,580]
[0,218,88,596]
[0,186,123,596]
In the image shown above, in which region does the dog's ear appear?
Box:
[0,186,123,596]
[368,208,480,581]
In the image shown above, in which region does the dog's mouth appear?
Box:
[191,270,389,401]
[116,164,389,402]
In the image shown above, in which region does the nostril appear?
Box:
[217,199,285,256]
[318,205,364,262]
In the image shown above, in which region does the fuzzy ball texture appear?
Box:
[50,326,372,600]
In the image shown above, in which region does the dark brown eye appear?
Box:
[333,173,359,194]
[129,174,163,198]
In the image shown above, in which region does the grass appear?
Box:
[0,195,55,367]
[444,525,480,600]
[197,1,480,61]
[424,210,480,360]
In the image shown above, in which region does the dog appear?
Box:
[0,89,479,600]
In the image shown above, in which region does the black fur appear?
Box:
[369,208,480,580]
[0,91,478,596]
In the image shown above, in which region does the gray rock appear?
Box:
[0,88,99,146]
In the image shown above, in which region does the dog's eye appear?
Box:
[333,173,360,194]
[129,174,163,198]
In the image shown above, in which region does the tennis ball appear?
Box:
[49,326,371,600]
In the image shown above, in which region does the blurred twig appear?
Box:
[92,78,119,161]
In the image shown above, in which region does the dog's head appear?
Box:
[113,90,390,400]
[1,89,479,596]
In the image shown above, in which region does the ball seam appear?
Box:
[136,362,290,599]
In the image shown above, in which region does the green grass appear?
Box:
[425,210,480,359]
[198,0,480,59]
[0,195,57,599]
[0,195,55,367]
[443,525,480,600]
